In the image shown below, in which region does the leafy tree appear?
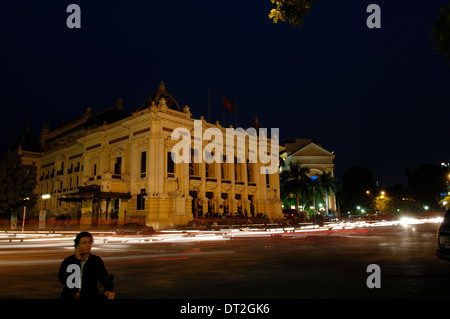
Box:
[338,166,377,214]
[431,4,450,66]
[406,164,447,210]
[386,184,421,215]
[371,192,394,215]
[268,0,317,27]
[0,151,37,219]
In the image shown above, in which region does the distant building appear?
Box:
[280,139,337,214]
[13,82,283,230]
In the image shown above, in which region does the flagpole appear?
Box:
[222,94,225,125]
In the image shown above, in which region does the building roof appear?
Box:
[14,82,183,153]
[42,99,130,151]
[140,81,181,112]
[283,139,320,154]
[10,126,42,153]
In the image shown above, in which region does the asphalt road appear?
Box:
[0,221,449,300]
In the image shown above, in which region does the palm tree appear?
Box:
[280,162,310,211]
[319,172,337,215]
[306,175,323,217]
[297,165,312,211]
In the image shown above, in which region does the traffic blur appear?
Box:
[0,217,448,300]
[0,215,443,251]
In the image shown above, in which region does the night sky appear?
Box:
[1,0,449,187]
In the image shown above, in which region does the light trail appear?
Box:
[0,217,442,267]
[0,217,443,249]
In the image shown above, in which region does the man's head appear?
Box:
[74,231,93,253]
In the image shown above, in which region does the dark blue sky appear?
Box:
[1,0,449,187]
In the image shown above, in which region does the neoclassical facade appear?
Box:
[21,82,282,230]
[280,139,337,214]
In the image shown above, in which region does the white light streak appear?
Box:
[0,217,443,249]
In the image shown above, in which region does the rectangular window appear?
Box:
[189,149,200,178]
[137,189,146,210]
[57,162,64,176]
[167,152,175,177]
[114,157,122,175]
[140,151,147,177]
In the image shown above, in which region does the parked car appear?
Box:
[282,209,308,222]
[112,223,154,235]
[436,209,450,261]
[283,209,302,218]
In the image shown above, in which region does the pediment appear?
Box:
[290,142,334,157]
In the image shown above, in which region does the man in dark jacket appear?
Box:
[58,231,115,299]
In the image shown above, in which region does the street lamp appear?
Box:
[22,197,30,233]
[42,194,50,209]
[41,194,50,230]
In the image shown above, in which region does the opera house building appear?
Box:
[15,82,283,230]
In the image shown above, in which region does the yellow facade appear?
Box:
[29,83,282,230]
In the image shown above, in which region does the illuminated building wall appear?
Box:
[281,139,337,214]
[21,82,282,230]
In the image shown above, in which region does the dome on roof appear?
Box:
[140,81,181,111]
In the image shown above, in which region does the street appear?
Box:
[0,219,449,299]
